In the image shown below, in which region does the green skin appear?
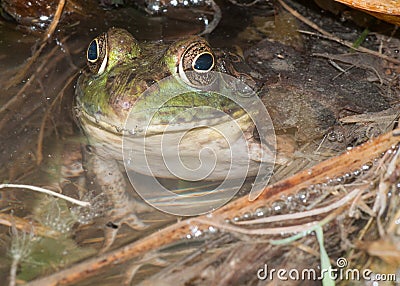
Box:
[75,28,247,137]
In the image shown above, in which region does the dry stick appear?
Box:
[0,184,90,207]
[199,0,221,35]
[277,0,400,66]
[5,0,66,90]
[26,128,400,286]
[46,0,66,40]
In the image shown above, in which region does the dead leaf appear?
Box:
[334,0,400,25]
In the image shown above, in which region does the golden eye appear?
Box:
[86,33,108,75]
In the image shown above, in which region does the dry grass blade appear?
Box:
[25,128,400,286]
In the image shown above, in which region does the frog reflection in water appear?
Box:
[74,28,275,250]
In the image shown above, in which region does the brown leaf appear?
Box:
[334,0,400,25]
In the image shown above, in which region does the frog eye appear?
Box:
[87,39,99,62]
[192,52,214,72]
[178,41,215,87]
[86,33,108,75]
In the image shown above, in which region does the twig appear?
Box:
[269,209,341,245]
[46,0,66,40]
[0,184,90,207]
[196,217,321,235]
[198,0,221,35]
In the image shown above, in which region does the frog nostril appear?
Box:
[193,52,214,72]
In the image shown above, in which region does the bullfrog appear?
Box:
[74,28,275,249]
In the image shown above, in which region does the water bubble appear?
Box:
[362,161,373,171]
[190,225,202,237]
[242,212,252,220]
[342,172,354,183]
[326,131,335,141]
[286,195,294,203]
[295,189,309,203]
[335,176,344,184]
[255,207,268,217]
[271,200,286,214]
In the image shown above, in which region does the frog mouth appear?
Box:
[76,95,254,138]
[75,79,254,142]
[77,106,121,133]
[73,80,129,135]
